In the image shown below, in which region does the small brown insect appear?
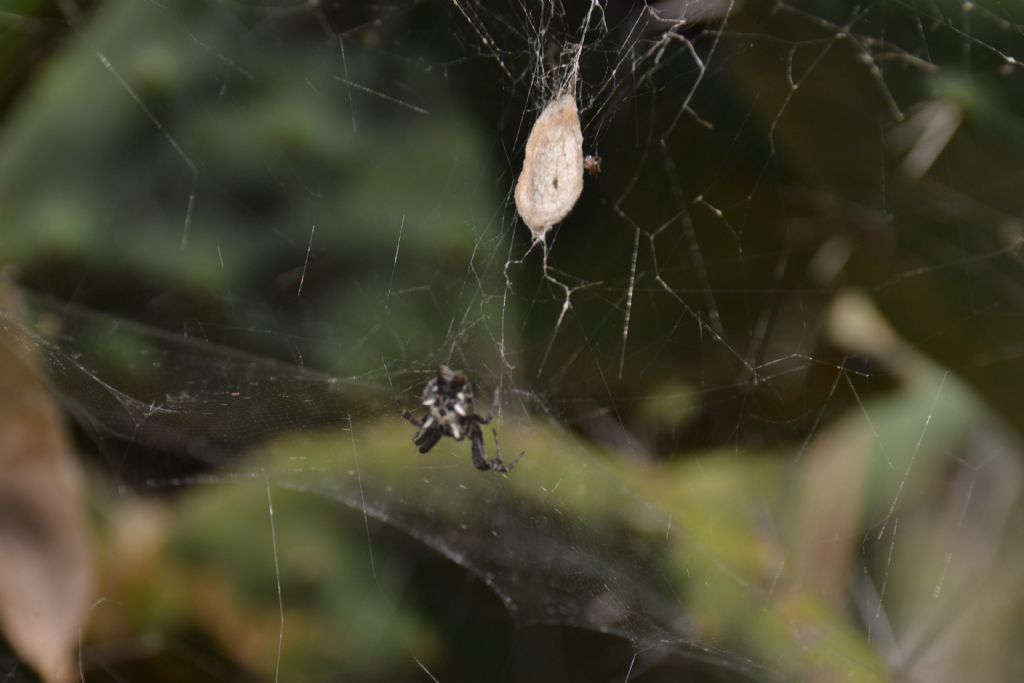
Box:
[583,154,602,176]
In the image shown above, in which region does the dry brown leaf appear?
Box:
[0,282,94,683]
[793,290,919,604]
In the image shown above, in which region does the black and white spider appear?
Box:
[400,365,523,473]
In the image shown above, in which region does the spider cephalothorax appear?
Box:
[400,365,522,473]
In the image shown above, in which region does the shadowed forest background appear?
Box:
[2,1,1024,681]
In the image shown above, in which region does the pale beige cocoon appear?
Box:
[514,93,584,239]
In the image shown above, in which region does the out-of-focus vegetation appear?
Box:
[3,0,1024,681]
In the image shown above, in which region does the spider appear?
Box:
[400,365,523,473]
[583,154,602,176]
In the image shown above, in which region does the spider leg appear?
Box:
[470,427,489,471]
[397,397,426,429]
[415,427,442,454]
[470,426,523,473]
[489,428,524,473]
[473,389,501,425]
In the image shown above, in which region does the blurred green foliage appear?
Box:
[75,298,1021,681]
[0,0,507,377]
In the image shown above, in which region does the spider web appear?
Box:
[2,0,1024,681]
